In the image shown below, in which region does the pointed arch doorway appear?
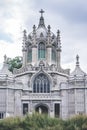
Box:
[35,104,48,115]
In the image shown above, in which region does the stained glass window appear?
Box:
[33,73,50,93]
[38,42,45,59]
[28,46,32,62]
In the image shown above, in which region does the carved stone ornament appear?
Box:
[51,73,57,87]
[28,73,33,87]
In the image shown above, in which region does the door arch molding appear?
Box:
[35,103,49,115]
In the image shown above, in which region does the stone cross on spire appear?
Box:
[39,9,44,17]
[38,9,45,27]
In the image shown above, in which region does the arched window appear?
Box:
[28,46,32,62]
[52,45,56,62]
[38,42,45,59]
[33,73,50,93]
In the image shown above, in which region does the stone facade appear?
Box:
[0,10,87,119]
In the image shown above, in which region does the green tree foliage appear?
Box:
[0,114,87,130]
[7,57,22,72]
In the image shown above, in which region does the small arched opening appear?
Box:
[35,104,48,115]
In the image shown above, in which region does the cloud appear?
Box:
[0,0,87,73]
[34,0,87,24]
[0,32,13,42]
[0,40,22,62]
[0,0,35,63]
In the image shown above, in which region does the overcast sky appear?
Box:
[0,0,87,73]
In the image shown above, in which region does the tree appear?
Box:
[7,56,22,73]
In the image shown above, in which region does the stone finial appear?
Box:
[47,25,51,45]
[32,25,36,45]
[23,29,27,44]
[4,54,7,63]
[22,29,27,52]
[57,30,60,36]
[76,54,79,66]
[33,25,36,34]
[57,29,61,50]
[23,29,27,37]
[57,30,60,41]
[48,25,51,33]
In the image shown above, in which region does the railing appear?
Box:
[69,75,86,81]
[13,64,69,75]
[0,74,14,82]
[13,65,58,75]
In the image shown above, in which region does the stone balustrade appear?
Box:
[22,93,61,101]
[13,65,58,75]
[13,64,69,75]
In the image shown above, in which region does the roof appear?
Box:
[0,63,13,76]
[70,55,86,77]
[27,9,57,47]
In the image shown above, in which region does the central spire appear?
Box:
[38,9,45,28]
[76,54,80,66]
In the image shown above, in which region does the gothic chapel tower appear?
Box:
[22,9,64,69]
[20,9,70,118]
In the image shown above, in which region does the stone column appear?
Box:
[47,25,52,65]
[56,48,61,68]
[31,25,37,66]
[32,45,37,65]
[5,88,8,117]
[47,45,52,65]
[22,47,27,66]
[56,30,61,69]
[22,30,27,66]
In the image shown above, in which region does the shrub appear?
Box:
[0,114,87,130]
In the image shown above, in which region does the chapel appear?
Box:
[0,10,87,119]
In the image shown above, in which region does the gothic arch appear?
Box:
[38,42,46,59]
[35,103,49,110]
[35,103,49,114]
[31,71,52,93]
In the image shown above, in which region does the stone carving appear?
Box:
[51,73,57,87]
[39,107,42,114]
[53,77,57,86]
